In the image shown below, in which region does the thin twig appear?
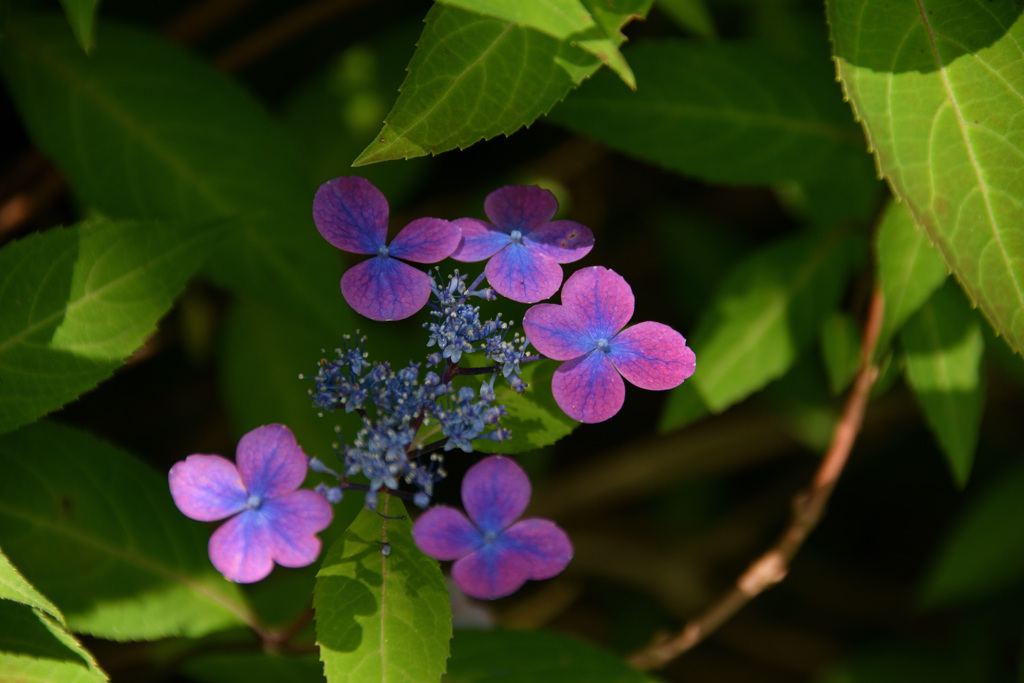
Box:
[629,287,885,671]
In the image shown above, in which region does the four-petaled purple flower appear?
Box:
[522,266,696,424]
[451,185,594,304]
[412,455,572,600]
[169,424,333,583]
[313,176,462,321]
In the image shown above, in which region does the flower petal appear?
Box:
[208,510,275,583]
[560,266,634,340]
[551,351,625,423]
[450,218,509,262]
[340,256,431,321]
[522,303,593,361]
[451,543,532,600]
[236,424,307,500]
[484,243,562,303]
[484,185,557,231]
[502,518,573,580]
[462,456,531,534]
[527,220,594,264]
[261,489,333,568]
[413,506,483,560]
[388,217,462,263]
[609,322,697,390]
[313,177,388,254]
[169,454,248,522]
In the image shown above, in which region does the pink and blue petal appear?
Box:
[388,217,462,263]
[484,186,558,231]
[522,303,594,361]
[169,454,248,522]
[313,177,388,254]
[208,510,275,583]
[450,218,510,262]
[551,351,626,423]
[451,541,534,600]
[609,322,697,391]
[461,456,531,533]
[485,243,563,304]
[235,425,308,500]
[501,519,573,580]
[413,506,483,561]
[341,256,432,321]
[261,490,333,568]
[560,266,635,340]
[527,220,594,264]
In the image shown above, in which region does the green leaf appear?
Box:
[57,0,100,53]
[900,282,985,486]
[546,39,871,185]
[444,628,663,682]
[471,361,577,454]
[921,458,1024,606]
[221,298,357,461]
[0,217,224,435]
[0,600,107,683]
[829,0,1024,355]
[353,0,651,165]
[0,422,254,640]
[0,544,64,624]
[181,653,323,683]
[660,230,863,430]
[315,497,451,683]
[820,311,860,396]
[0,14,346,336]
[655,0,715,38]
[874,199,949,358]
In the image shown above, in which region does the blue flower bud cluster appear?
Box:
[303,271,529,509]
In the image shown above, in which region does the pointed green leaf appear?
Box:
[829,0,1024,354]
[445,628,662,682]
[875,199,949,357]
[57,0,100,53]
[921,458,1024,606]
[470,361,577,454]
[0,544,64,625]
[0,14,346,336]
[353,0,651,165]
[547,39,871,185]
[0,217,224,435]
[0,422,254,640]
[660,231,863,430]
[901,282,985,486]
[0,601,107,683]
[315,497,451,683]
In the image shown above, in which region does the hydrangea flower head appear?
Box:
[451,185,594,303]
[313,176,462,320]
[412,455,572,600]
[522,266,696,423]
[169,424,333,583]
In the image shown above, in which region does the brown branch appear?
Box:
[628,287,886,671]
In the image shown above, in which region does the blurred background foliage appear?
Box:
[2,0,1024,681]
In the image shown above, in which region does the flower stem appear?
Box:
[628,287,885,670]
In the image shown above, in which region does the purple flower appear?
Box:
[169,424,333,583]
[412,456,572,600]
[313,176,462,321]
[522,266,696,424]
[451,185,594,303]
